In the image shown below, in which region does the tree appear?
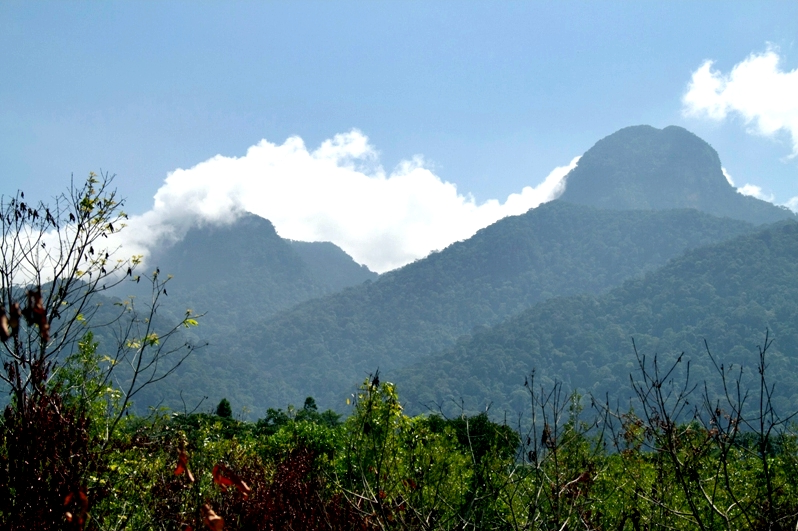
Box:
[596,333,798,531]
[216,398,233,418]
[0,173,200,530]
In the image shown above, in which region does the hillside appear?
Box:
[127,124,797,415]
[160,203,757,413]
[559,125,796,225]
[395,220,798,416]
[136,213,377,339]
[288,240,377,293]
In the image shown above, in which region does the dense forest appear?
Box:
[158,203,757,412]
[395,220,798,416]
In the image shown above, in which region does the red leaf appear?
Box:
[63,487,89,530]
[212,463,251,498]
[175,449,195,482]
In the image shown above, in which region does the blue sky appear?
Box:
[1,2,797,271]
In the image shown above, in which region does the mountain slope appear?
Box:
[395,220,798,416]
[559,125,796,225]
[136,124,793,414]
[142,213,377,338]
[165,203,757,412]
[288,240,377,293]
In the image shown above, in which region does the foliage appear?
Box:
[21,354,795,531]
[0,383,92,530]
[216,398,233,419]
[183,202,756,413]
[0,175,200,530]
[397,220,798,416]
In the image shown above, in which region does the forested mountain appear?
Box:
[160,203,757,413]
[121,124,797,416]
[395,220,798,416]
[559,125,796,225]
[134,213,377,338]
[288,240,376,292]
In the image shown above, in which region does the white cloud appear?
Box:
[736,183,775,203]
[682,48,798,155]
[721,166,775,201]
[114,131,578,273]
[721,167,735,187]
[785,196,798,213]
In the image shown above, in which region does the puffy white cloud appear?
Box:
[722,166,775,202]
[736,183,775,203]
[682,48,798,155]
[114,131,578,273]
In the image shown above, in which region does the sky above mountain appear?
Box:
[1,2,797,271]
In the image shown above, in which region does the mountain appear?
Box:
[132,124,794,415]
[160,203,757,413]
[395,220,798,416]
[132,213,377,339]
[559,125,796,225]
[287,240,376,293]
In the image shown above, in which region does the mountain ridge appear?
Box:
[394,219,798,416]
[128,212,377,340]
[160,203,758,412]
[127,124,796,416]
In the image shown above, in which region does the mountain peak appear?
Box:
[559,125,795,225]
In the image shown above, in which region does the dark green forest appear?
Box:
[137,124,796,414]
[395,220,798,416]
[160,203,757,412]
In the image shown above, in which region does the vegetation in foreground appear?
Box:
[7,355,798,530]
[6,327,798,530]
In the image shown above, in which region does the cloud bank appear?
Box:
[117,131,578,273]
[682,48,798,156]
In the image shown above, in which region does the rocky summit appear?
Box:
[559,125,795,225]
